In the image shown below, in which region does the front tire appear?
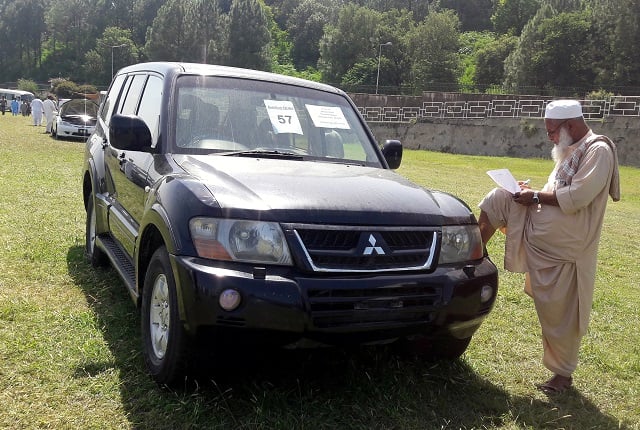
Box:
[141,246,189,385]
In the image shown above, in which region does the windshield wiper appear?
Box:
[217,149,304,160]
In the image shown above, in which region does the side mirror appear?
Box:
[382,139,402,169]
[109,114,153,152]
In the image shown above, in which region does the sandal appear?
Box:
[536,375,573,394]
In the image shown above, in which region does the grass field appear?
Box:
[1,113,638,429]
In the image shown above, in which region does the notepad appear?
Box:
[486,169,520,194]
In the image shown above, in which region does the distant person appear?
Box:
[21,100,29,116]
[11,97,20,116]
[43,95,57,134]
[477,100,620,394]
[31,97,44,126]
[0,96,6,115]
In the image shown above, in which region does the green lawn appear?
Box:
[1,113,638,429]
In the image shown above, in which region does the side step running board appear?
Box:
[96,234,137,299]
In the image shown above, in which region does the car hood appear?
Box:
[172,154,473,225]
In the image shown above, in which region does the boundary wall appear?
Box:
[351,93,640,167]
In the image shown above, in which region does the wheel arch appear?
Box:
[82,169,93,212]
[137,223,166,306]
[82,159,109,237]
[82,156,102,211]
[136,204,183,308]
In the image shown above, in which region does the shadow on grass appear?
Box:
[67,245,624,429]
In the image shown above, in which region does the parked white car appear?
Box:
[52,98,99,140]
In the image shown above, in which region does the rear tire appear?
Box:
[85,193,108,267]
[141,246,189,385]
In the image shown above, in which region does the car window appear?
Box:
[101,74,127,123]
[137,75,163,146]
[120,74,147,116]
[172,76,380,166]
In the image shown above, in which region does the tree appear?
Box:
[406,9,462,92]
[363,0,432,21]
[591,0,640,91]
[491,0,541,35]
[439,0,494,31]
[287,0,337,70]
[265,4,294,71]
[89,0,136,42]
[340,58,378,89]
[17,78,39,95]
[228,0,271,70]
[319,5,414,91]
[83,27,138,86]
[377,8,415,90]
[1,0,47,79]
[502,3,553,92]
[131,0,166,45]
[318,5,383,83]
[265,0,304,28]
[145,0,225,64]
[458,31,503,91]
[503,7,594,94]
[44,0,96,74]
[474,33,518,89]
[144,0,190,61]
[183,0,223,64]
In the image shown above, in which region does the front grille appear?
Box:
[307,284,442,329]
[288,224,439,273]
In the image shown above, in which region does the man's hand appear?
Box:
[513,189,537,205]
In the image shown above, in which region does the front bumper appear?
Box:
[57,123,94,138]
[170,255,498,345]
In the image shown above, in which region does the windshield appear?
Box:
[61,99,99,117]
[172,75,381,166]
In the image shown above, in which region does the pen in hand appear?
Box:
[517,179,531,193]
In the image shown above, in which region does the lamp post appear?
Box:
[375,41,392,95]
[111,44,126,79]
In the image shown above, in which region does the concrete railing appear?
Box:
[352,95,640,123]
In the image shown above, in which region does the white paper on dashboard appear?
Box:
[264,100,303,134]
[305,104,350,129]
[486,168,520,194]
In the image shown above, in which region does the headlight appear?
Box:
[189,217,292,265]
[439,225,484,264]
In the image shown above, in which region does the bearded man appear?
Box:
[477,99,620,394]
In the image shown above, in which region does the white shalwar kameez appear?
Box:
[31,98,44,126]
[479,131,619,377]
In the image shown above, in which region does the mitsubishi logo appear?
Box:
[362,233,386,255]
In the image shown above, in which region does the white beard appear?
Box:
[552,127,574,163]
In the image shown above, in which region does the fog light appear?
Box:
[219,289,241,311]
[480,285,493,303]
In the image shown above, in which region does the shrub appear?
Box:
[586,89,614,101]
[78,84,98,96]
[53,80,80,98]
[17,79,39,95]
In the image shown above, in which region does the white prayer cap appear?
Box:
[544,99,583,119]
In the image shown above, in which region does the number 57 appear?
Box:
[277,115,291,124]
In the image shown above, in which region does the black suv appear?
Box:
[82,62,498,384]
